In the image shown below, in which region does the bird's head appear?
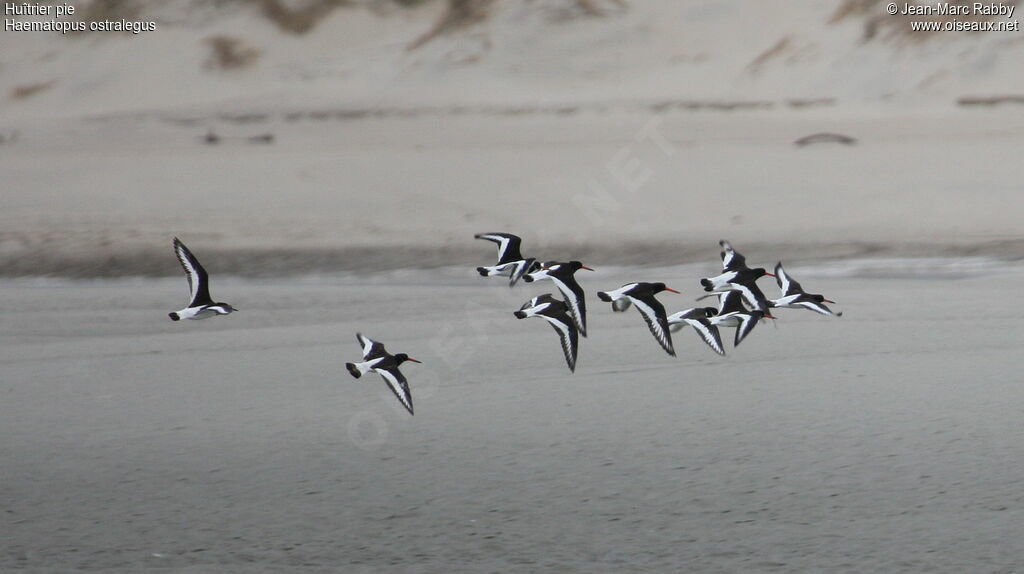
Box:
[394,354,422,365]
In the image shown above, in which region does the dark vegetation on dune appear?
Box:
[76,0,627,38]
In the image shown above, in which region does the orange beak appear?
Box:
[664,287,680,294]
[406,357,422,364]
[581,266,594,271]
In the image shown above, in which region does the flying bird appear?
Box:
[700,239,774,312]
[523,260,593,336]
[474,232,540,287]
[514,294,579,372]
[597,282,680,356]
[345,333,421,415]
[666,306,726,356]
[769,262,841,316]
[719,239,748,273]
[168,237,238,321]
[707,290,774,347]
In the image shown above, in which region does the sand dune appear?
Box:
[4,0,1024,119]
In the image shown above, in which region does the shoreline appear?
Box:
[3,239,1023,279]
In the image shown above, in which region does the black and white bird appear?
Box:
[699,239,774,312]
[514,294,579,372]
[474,232,540,287]
[666,307,726,356]
[769,262,841,316]
[523,261,593,336]
[168,237,238,321]
[597,282,680,356]
[345,333,420,415]
[718,239,748,273]
[707,290,773,347]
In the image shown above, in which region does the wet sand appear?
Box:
[2,266,1023,573]
[2,109,1024,277]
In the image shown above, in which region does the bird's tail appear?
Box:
[699,278,713,290]
[345,363,362,379]
[597,291,611,302]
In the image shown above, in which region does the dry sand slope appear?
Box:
[4,0,1024,117]
[2,266,1024,573]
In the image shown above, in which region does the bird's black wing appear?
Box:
[356,333,389,361]
[475,233,525,265]
[173,238,212,307]
[550,271,587,337]
[629,292,675,356]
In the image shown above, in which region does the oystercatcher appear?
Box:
[514,294,579,372]
[700,240,774,312]
[707,290,773,347]
[666,307,726,356]
[168,238,238,321]
[719,239,748,272]
[597,282,680,356]
[474,232,540,287]
[770,262,841,316]
[523,261,593,336]
[345,333,420,415]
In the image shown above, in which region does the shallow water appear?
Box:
[2,268,1023,573]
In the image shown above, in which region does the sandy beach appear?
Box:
[3,0,1024,571]
[3,108,1024,277]
[3,0,1024,276]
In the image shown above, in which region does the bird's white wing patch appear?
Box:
[734,284,766,312]
[629,296,675,356]
[508,259,536,286]
[540,315,577,372]
[684,319,726,356]
[477,234,512,261]
[174,241,201,304]
[775,263,793,295]
[799,301,835,316]
[734,314,759,346]
[357,333,379,359]
[377,368,413,415]
[721,249,737,271]
[550,276,585,333]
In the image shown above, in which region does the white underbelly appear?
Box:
[178,306,216,320]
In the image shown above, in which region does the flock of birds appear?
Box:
[167,234,841,416]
